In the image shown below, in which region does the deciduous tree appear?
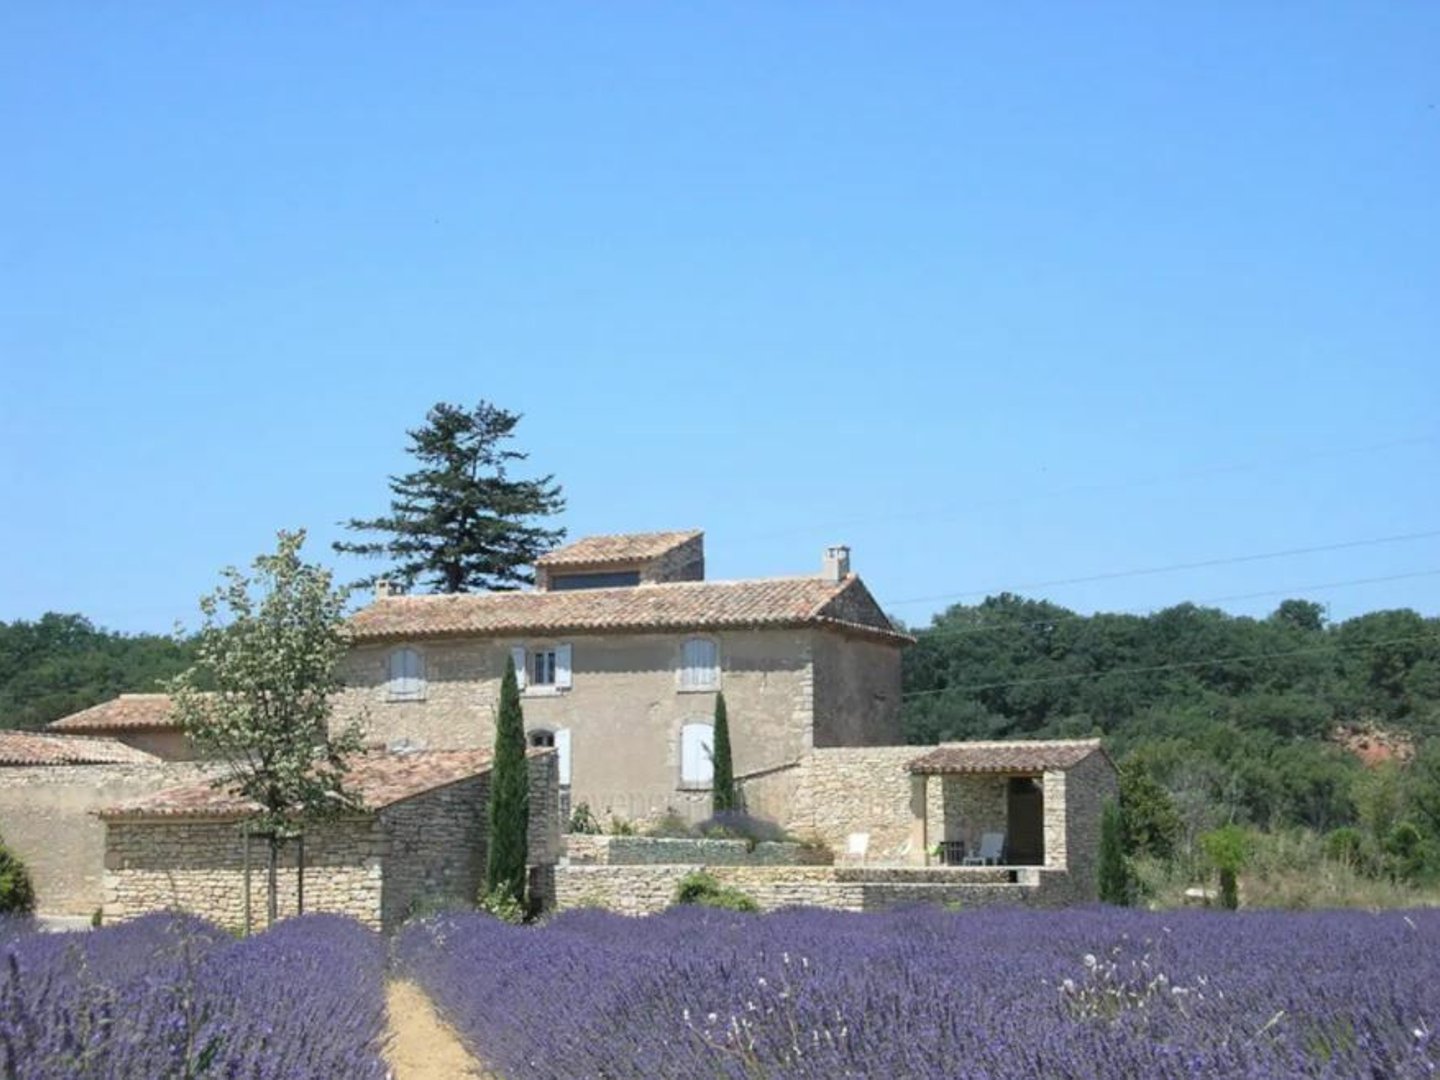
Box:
[168,530,363,928]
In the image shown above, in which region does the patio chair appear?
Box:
[961,832,1005,866]
[845,832,870,863]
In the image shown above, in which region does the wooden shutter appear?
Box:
[554,728,572,786]
[510,646,527,690]
[389,648,423,699]
[556,644,573,689]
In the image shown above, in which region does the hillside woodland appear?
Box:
[903,595,1440,900]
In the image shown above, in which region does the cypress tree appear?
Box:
[712,691,736,814]
[486,655,530,907]
[1097,798,1131,906]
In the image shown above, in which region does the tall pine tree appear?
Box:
[712,691,737,814]
[486,654,530,907]
[335,400,565,593]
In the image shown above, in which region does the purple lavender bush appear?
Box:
[0,912,388,1078]
[397,905,1440,1079]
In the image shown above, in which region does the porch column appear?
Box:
[909,772,929,866]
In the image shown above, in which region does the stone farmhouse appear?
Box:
[1,529,1117,924]
[338,530,909,826]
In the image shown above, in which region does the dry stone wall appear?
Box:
[564,835,828,866]
[0,763,209,915]
[104,817,384,929]
[553,864,1048,916]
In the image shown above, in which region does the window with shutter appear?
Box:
[679,722,714,787]
[386,647,425,701]
[678,637,720,692]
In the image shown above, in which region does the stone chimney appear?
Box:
[375,579,393,600]
[821,545,851,583]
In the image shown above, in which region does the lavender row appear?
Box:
[0,912,389,1079]
[398,905,1440,1079]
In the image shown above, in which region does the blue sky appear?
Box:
[2,4,1436,635]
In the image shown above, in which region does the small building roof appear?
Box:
[535,530,701,568]
[906,739,1110,775]
[48,693,182,734]
[0,730,161,767]
[97,748,497,821]
[349,574,911,645]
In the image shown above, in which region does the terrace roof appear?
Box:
[906,739,1109,775]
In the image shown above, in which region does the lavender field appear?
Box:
[0,912,388,1079]
[399,906,1440,1079]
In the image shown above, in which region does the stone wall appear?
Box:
[0,763,208,915]
[102,752,561,930]
[811,635,903,747]
[104,817,384,929]
[1052,750,1117,903]
[553,864,1045,916]
[564,834,828,866]
[379,774,487,927]
[942,774,1009,853]
[786,747,921,861]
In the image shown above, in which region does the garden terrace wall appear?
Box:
[564,835,830,866]
[0,762,208,915]
[104,754,560,930]
[553,865,1059,916]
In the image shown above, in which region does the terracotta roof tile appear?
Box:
[98,748,498,820]
[49,694,183,733]
[349,575,910,644]
[536,530,702,567]
[906,739,1109,775]
[0,731,160,766]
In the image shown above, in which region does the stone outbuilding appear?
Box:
[47,693,199,760]
[98,748,559,931]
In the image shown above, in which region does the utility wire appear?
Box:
[885,528,1440,608]
[897,569,1440,645]
[899,632,1440,701]
[738,435,1437,543]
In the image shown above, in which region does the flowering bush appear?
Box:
[0,912,388,1078]
[398,905,1440,1079]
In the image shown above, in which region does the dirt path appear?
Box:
[384,979,492,1080]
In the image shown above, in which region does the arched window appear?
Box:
[679,722,714,787]
[386,647,425,701]
[678,637,720,692]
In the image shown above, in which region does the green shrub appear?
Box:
[674,871,758,913]
[644,810,694,839]
[1382,821,1429,885]
[1097,799,1133,906]
[1201,824,1253,910]
[568,802,602,835]
[1323,826,1365,867]
[696,811,791,849]
[607,815,638,836]
[477,885,526,924]
[0,832,35,915]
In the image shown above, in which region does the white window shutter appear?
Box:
[510,646,527,689]
[681,723,715,786]
[555,644,573,689]
[554,728,572,786]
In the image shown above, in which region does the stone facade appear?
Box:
[564,834,828,867]
[338,627,898,826]
[0,763,209,915]
[553,864,1061,917]
[784,747,922,860]
[102,753,560,931]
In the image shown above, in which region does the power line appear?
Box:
[736,435,1437,543]
[898,569,1440,645]
[900,632,1440,701]
[885,528,1440,608]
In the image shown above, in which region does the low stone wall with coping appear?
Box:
[553,864,1057,916]
[564,834,829,867]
